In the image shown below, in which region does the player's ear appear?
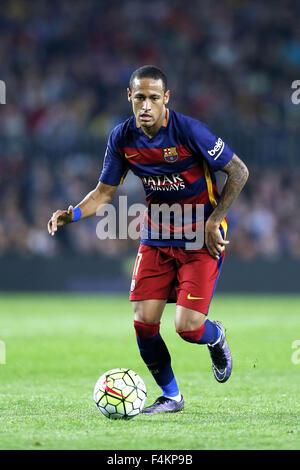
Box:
[164,89,170,105]
[127,88,132,103]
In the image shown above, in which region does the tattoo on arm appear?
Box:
[208,154,249,225]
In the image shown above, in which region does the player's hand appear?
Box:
[47,205,73,236]
[205,220,229,260]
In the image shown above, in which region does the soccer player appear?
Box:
[48,66,249,414]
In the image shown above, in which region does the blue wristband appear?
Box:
[72,207,82,222]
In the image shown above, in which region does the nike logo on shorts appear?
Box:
[187,293,204,300]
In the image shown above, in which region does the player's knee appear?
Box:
[132,300,164,324]
[176,325,205,343]
[175,307,206,333]
[134,319,160,340]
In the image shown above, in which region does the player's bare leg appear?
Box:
[133,299,166,324]
[133,299,184,414]
[174,305,206,331]
[175,305,232,383]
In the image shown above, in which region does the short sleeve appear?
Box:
[99,126,128,186]
[185,119,234,171]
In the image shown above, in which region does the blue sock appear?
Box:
[136,334,180,397]
[197,320,221,345]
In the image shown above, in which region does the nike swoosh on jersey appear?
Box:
[125,153,139,159]
[187,293,204,300]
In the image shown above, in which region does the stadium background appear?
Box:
[0,0,299,291]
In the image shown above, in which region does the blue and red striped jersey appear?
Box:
[99,109,234,248]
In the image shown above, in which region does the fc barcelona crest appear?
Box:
[163,147,178,163]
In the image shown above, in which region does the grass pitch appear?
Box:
[0,293,299,450]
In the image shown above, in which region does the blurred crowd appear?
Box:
[0,0,299,259]
[1,151,300,260]
[0,0,299,140]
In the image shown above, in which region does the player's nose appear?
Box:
[142,99,151,111]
